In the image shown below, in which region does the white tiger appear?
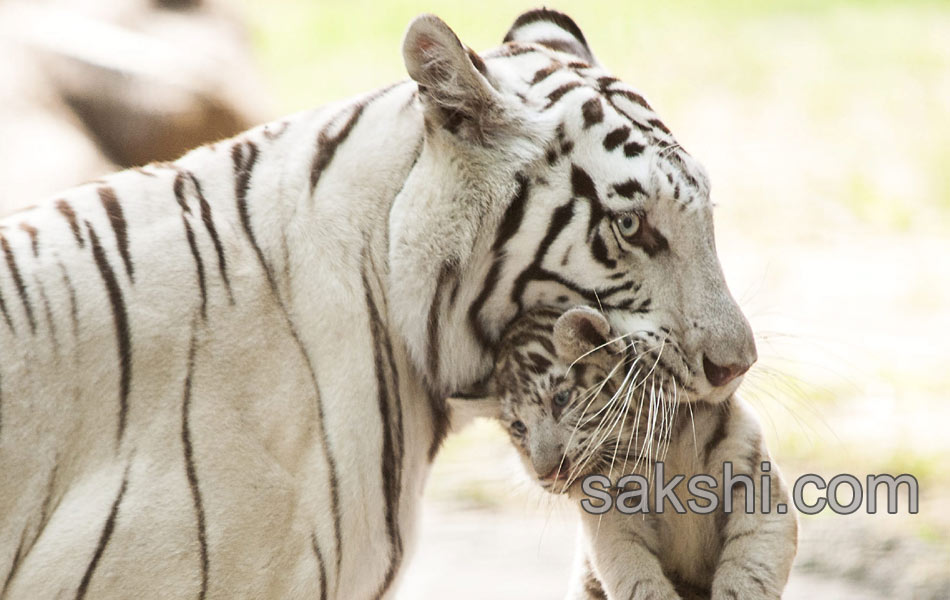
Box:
[0,9,756,599]
[449,306,797,599]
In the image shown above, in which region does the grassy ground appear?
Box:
[238,0,950,595]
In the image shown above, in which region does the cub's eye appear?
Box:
[511,420,527,434]
[553,390,571,407]
[615,213,641,238]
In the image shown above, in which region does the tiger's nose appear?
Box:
[703,355,753,387]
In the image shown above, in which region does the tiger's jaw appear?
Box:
[608,312,750,406]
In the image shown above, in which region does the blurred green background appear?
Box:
[233,0,950,597]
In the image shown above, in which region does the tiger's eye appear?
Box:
[615,213,641,238]
[553,390,571,407]
[511,420,527,434]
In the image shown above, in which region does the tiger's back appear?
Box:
[0,85,434,597]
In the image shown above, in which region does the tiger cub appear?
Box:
[449,306,797,600]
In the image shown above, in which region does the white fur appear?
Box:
[0,10,759,599]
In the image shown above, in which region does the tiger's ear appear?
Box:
[553,306,622,365]
[503,9,598,66]
[402,14,498,137]
[447,376,501,430]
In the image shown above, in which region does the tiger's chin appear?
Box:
[688,372,746,405]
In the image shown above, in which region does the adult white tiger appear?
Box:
[0,9,756,600]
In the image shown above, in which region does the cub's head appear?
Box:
[391,9,755,408]
[449,306,662,493]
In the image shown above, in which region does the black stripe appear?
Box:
[310,97,374,194]
[366,251,405,493]
[98,187,134,282]
[570,164,606,237]
[188,172,233,304]
[0,272,15,333]
[362,263,403,600]
[611,89,653,111]
[509,201,576,306]
[415,267,452,458]
[590,232,615,270]
[85,221,132,446]
[648,118,672,135]
[231,140,343,585]
[2,526,27,597]
[601,90,655,135]
[530,65,559,85]
[310,103,366,193]
[34,276,59,352]
[543,82,584,110]
[18,223,39,257]
[173,173,193,214]
[570,164,598,203]
[56,260,80,340]
[613,179,646,199]
[181,328,209,600]
[494,174,530,252]
[624,141,646,157]
[603,126,630,151]
[467,258,502,351]
[581,97,604,128]
[703,400,732,462]
[426,263,454,384]
[181,217,207,320]
[427,387,451,461]
[3,464,60,598]
[55,200,84,248]
[75,468,130,600]
[466,175,531,350]
[175,173,207,318]
[504,9,591,54]
[310,533,327,600]
[582,559,607,600]
[670,572,711,600]
[486,43,539,58]
[232,141,278,298]
[0,233,36,334]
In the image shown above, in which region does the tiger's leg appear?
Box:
[579,510,681,600]
[710,453,798,600]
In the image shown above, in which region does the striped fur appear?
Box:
[451,307,797,600]
[1,9,757,599]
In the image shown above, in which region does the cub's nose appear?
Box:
[702,355,753,388]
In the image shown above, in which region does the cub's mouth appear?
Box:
[534,456,611,495]
[536,460,572,489]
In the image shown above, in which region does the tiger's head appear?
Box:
[389,9,755,408]
[448,305,667,493]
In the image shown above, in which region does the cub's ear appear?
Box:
[553,306,622,365]
[447,376,500,430]
[402,14,498,137]
[502,9,598,66]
